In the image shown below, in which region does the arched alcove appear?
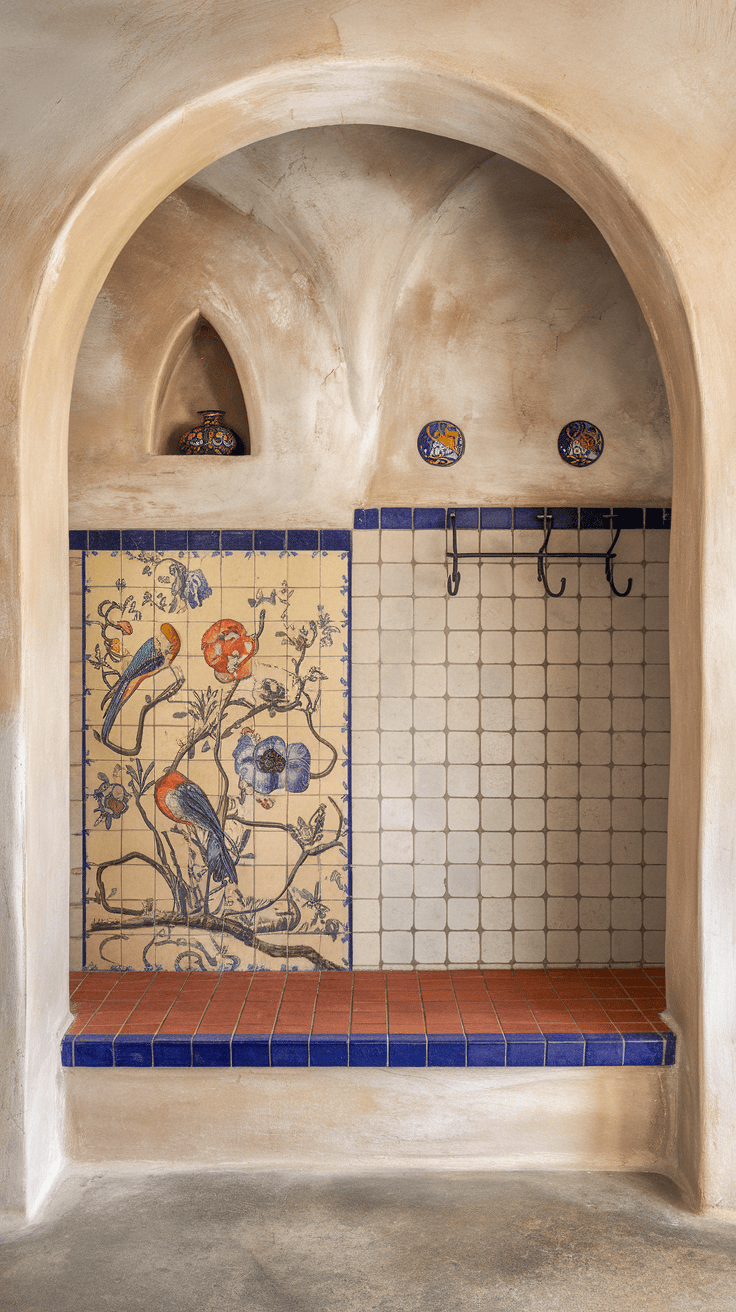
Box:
[153,315,250,454]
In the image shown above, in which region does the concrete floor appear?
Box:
[1,1170,735,1311]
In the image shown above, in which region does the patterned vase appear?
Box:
[179,410,239,455]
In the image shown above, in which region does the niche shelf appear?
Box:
[153,315,250,455]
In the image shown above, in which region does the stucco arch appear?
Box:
[14,58,705,1217]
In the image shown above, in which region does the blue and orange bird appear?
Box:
[155,770,238,889]
[101,623,181,743]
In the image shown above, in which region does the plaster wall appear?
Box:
[3,0,736,1220]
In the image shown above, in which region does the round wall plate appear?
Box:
[417,420,465,466]
[557,420,604,467]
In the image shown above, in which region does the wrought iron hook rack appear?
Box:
[446,510,633,599]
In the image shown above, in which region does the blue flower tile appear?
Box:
[664,1032,677,1065]
[466,1035,506,1067]
[381,508,412,530]
[121,530,155,551]
[288,529,319,551]
[612,507,643,530]
[414,508,446,530]
[353,509,379,530]
[583,1034,623,1066]
[73,1035,114,1067]
[88,530,121,552]
[61,1035,75,1067]
[231,1035,270,1067]
[321,529,351,552]
[192,1035,232,1067]
[271,1034,309,1067]
[349,1035,387,1067]
[513,507,546,530]
[221,530,253,551]
[447,508,478,530]
[480,508,512,529]
[113,1035,153,1067]
[188,530,220,552]
[389,1034,427,1067]
[254,530,286,551]
[69,530,88,550]
[546,507,578,529]
[623,1035,664,1066]
[310,1035,349,1067]
[506,1036,546,1067]
[427,1034,466,1067]
[579,508,612,529]
[545,1036,585,1067]
[154,530,187,552]
[152,1036,192,1067]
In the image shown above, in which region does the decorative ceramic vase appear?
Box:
[179,410,239,455]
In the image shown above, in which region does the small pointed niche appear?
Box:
[154,316,250,455]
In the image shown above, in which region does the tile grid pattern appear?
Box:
[63,966,674,1068]
[351,508,669,972]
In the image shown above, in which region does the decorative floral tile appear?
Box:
[82,541,350,972]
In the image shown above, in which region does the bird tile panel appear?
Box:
[80,538,350,972]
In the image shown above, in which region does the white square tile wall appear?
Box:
[350,510,669,971]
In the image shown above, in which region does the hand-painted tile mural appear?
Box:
[81,535,350,972]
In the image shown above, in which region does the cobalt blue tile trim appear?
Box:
[221,530,253,551]
[506,1036,546,1067]
[349,1034,387,1067]
[414,508,446,530]
[547,507,578,529]
[389,1034,427,1067]
[88,530,121,552]
[427,1035,466,1067]
[583,1035,624,1066]
[480,508,512,529]
[155,530,188,552]
[152,1036,192,1067]
[381,507,412,530]
[612,507,644,530]
[513,507,546,530]
[310,1035,349,1067]
[545,1036,585,1068]
[644,508,671,530]
[354,508,379,530]
[114,1035,153,1068]
[579,508,612,530]
[121,530,155,551]
[69,530,88,550]
[466,1035,506,1067]
[74,1036,114,1067]
[61,1035,75,1067]
[188,530,221,552]
[232,1035,270,1067]
[664,1033,677,1065]
[321,529,351,551]
[255,530,286,551]
[81,549,87,965]
[192,1035,232,1067]
[447,508,478,530]
[288,529,319,551]
[271,1034,309,1067]
[623,1035,664,1066]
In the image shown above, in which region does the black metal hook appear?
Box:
[536,514,566,597]
[447,511,461,596]
[605,524,633,597]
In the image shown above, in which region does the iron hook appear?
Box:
[536,513,566,597]
[447,511,461,596]
[605,524,633,597]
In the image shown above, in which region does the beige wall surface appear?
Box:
[3,0,736,1219]
[69,127,671,527]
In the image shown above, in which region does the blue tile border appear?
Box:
[288,529,319,551]
[88,530,121,552]
[513,507,546,530]
[381,507,412,530]
[321,529,351,551]
[480,508,512,529]
[221,530,253,551]
[64,1026,675,1068]
[446,508,478,530]
[579,508,612,530]
[121,529,155,551]
[414,508,446,530]
[547,507,578,529]
[188,530,221,552]
[612,507,644,530]
[154,530,188,552]
[254,529,286,551]
[353,508,379,530]
[69,530,88,550]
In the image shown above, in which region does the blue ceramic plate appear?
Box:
[557,420,604,467]
[417,420,465,467]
